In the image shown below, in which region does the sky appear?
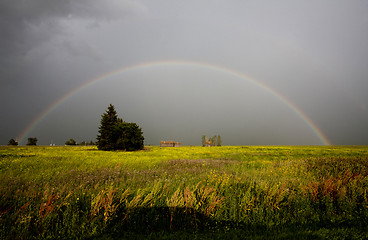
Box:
[1,0,367,146]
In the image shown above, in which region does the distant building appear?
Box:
[205,141,213,147]
[160,141,182,147]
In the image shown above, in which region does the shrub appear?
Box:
[65,138,77,145]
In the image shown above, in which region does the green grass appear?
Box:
[1,145,368,239]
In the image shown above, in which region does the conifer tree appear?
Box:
[97,104,119,150]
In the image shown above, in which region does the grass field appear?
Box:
[1,145,368,239]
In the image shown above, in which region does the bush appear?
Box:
[26,137,37,146]
[65,138,77,145]
[115,121,144,151]
[7,139,18,146]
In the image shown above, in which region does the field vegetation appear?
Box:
[1,145,368,239]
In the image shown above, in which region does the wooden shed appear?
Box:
[205,141,213,147]
[160,141,182,147]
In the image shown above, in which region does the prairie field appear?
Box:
[1,145,368,239]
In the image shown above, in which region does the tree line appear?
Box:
[65,139,96,146]
[201,135,222,147]
[7,104,144,151]
[8,138,37,146]
[7,138,95,146]
[8,105,226,150]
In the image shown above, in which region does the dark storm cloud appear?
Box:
[0,0,146,80]
[0,0,147,143]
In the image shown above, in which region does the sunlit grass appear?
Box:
[1,145,367,239]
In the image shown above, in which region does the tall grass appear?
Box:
[0,145,367,239]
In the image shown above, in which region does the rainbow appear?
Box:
[17,60,331,145]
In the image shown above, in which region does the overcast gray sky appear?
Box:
[1,0,367,146]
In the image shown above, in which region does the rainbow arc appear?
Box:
[17,60,331,145]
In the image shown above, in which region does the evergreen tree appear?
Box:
[97,104,119,150]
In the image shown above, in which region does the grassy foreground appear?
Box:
[1,145,368,239]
